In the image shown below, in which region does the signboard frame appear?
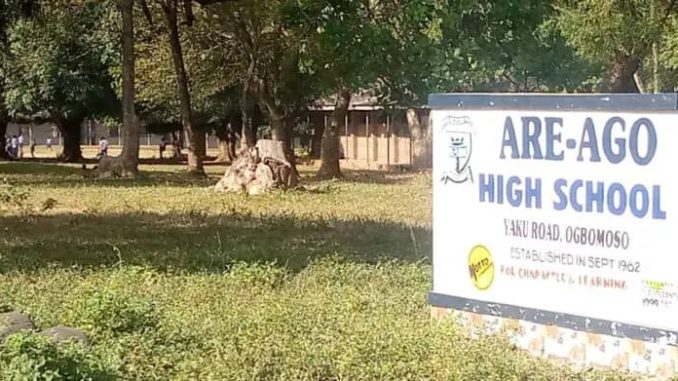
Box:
[427,93,678,376]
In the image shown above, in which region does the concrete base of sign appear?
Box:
[431,307,678,379]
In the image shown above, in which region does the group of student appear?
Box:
[3,133,189,161]
[4,134,109,160]
[4,134,40,159]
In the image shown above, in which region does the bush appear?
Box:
[64,289,159,336]
[0,179,30,213]
[0,333,116,381]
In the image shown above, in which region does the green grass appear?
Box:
[0,162,640,380]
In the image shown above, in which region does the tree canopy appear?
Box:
[2,2,119,160]
[3,0,678,167]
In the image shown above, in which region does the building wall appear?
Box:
[6,123,59,145]
[6,108,432,168]
[6,122,222,149]
[308,108,428,168]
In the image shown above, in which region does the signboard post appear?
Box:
[428,94,678,378]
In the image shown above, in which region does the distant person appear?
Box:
[159,137,167,159]
[9,135,18,158]
[98,136,109,159]
[46,137,53,150]
[17,133,24,158]
[30,138,36,158]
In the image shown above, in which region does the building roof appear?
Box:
[310,89,380,111]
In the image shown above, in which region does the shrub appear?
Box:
[64,289,159,336]
[0,333,116,381]
[0,179,30,212]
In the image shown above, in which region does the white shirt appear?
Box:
[18,136,24,145]
[10,138,17,147]
[99,139,108,150]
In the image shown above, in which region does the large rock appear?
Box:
[38,326,89,345]
[0,311,35,341]
[214,147,259,193]
[247,163,276,195]
[214,140,296,194]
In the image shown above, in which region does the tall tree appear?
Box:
[374,0,602,167]
[555,0,678,92]
[2,2,119,162]
[287,0,392,179]
[454,0,600,92]
[206,0,311,184]
[138,0,234,174]
[0,0,37,160]
[155,0,205,174]
[135,0,244,164]
[119,0,139,176]
[372,0,451,169]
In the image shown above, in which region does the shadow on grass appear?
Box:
[0,211,431,274]
[1,162,425,188]
[1,155,224,166]
[0,162,219,188]
[0,161,83,176]
[337,169,426,185]
[296,169,425,186]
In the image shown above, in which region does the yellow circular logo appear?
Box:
[468,245,494,290]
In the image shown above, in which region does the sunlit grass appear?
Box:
[0,161,637,380]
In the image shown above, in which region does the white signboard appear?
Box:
[432,109,678,332]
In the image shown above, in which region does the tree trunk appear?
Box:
[270,116,286,142]
[215,128,230,163]
[608,52,641,93]
[218,138,230,162]
[161,1,203,175]
[251,105,262,141]
[407,108,430,169]
[270,115,299,186]
[240,89,256,148]
[240,59,257,149]
[317,88,350,179]
[171,131,182,157]
[310,120,324,159]
[241,116,255,148]
[0,109,10,160]
[119,0,140,177]
[195,126,206,158]
[228,116,241,160]
[56,118,82,163]
[634,72,646,93]
[228,137,236,160]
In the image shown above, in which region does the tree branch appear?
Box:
[637,0,678,56]
[138,0,154,26]
[193,0,238,5]
[501,72,522,92]
[183,0,194,26]
[659,0,678,29]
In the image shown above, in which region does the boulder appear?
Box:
[0,311,35,341]
[38,326,89,345]
[214,140,298,194]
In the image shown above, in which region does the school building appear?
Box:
[307,93,430,169]
[6,93,432,168]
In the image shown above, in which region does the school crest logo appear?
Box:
[440,115,474,184]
